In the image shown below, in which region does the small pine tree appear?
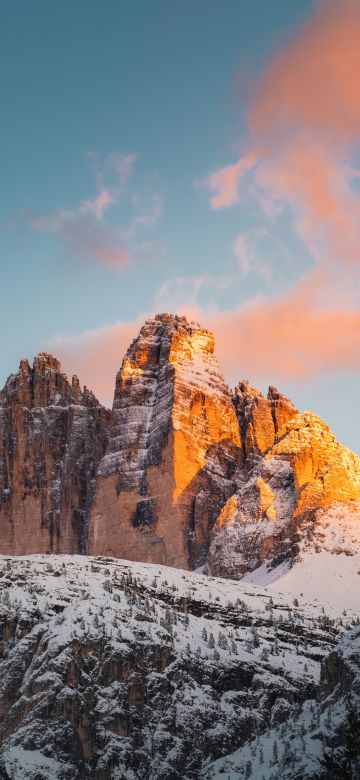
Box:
[315,698,360,779]
[244,759,252,779]
[218,631,228,649]
[250,626,260,648]
[272,740,278,764]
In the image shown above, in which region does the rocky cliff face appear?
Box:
[87,314,241,568]
[206,624,360,779]
[234,380,298,461]
[209,380,360,579]
[0,355,110,555]
[0,554,353,780]
[0,316,359,584]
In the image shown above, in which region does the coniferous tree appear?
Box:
[312,698,360,779]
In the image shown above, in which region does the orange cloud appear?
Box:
[207,286,360,385]
[51,319,143,405]
[48,1,360,403]
[48,287,360,407]
[207,0,360,272]
[206,150,259,209]
[202,0,360,383]
[249,0,360,145]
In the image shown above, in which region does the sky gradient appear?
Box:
[1,0,359,452]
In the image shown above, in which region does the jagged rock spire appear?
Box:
[233,378,297,459]
[87,313,242,568]
[0,355,110,555]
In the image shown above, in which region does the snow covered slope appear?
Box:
[241,502,360,611]
[0,555,358,779]
[203,624,360,779]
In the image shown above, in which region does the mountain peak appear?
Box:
[87,313,240,567]
[0,313,359,594]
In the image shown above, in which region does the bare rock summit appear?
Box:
[0,354,110,555]
[87,314,241,568]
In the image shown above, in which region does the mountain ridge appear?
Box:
[0,553,358,779]
[0,313,359,593]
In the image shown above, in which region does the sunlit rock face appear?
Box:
[87,314,241,568]
[209,408,360,578]
[0,354,110,555]
[233,379,298,461]
[1,317,359,582]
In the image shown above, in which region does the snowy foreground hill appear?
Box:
[0,555,359,780]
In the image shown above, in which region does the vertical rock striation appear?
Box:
[1,316,359,582]
[87,314,241,567]
[0,354,110,554]
[209,404,360,578]
[233,380,298,461]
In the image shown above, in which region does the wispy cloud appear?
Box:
[204,149,258,209]
[80,189,114,220]
[154,273,232,316]
[233,228,290,286]
[27,152,163,271]
[199,0,360,378]
[44,0,360,403]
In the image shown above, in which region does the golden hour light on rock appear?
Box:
[1,1,360,777]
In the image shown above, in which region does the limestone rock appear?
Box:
[209,410,360,578]
[87,314,241,568]
[0,354,110,555]
[1,316,359,585]
[234,379,297,460]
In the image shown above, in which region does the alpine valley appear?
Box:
[0,314,359,779]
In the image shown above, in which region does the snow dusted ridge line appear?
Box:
[205,624,360,780]
[1,554,358,779]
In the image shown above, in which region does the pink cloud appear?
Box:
[48,281,360,408]
[199,0,360,382]
[206,0,360,275]
[205,149,259,209]
[28,209,129,270]
[51,318,144,405]
[80,189,114,220]
[27,151,163,271]
[42,1,360,402]
[206,286,360,385]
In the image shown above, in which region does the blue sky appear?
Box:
[1,0,359,452]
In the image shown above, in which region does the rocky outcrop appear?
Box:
[204,624,360,780]
[0,554,349,780]
[1,315,359,583]
[0,354,110,555]
[209,409,360,578]
[234,380,298,461]
[87,314,241,568]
